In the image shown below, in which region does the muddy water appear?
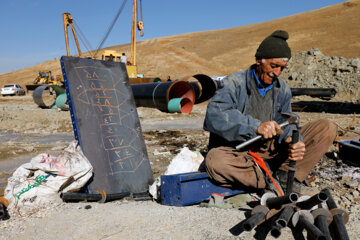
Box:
[0,133,74,194]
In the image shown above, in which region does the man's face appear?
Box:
[255,58,288,85]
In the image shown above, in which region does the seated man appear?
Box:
[203,30,337,194]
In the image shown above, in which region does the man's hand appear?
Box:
[285,137,305,161]
[256,121,281,139]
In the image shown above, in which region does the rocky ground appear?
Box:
[0,92,359,239]
[0,49,359,239]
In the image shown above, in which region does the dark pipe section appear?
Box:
[322,188,350,240]
[275,205,295,228]
[0,203,5,220]
[296,192,328,210]
[185,74,218,104]
[130,80,195,112]
[291,88,337,99]
[270,224,282,238]
[60,192,131,202]
[314,215,332,240]
[298,216,326,240]
[243,212,266,231]
[266,193,298,209]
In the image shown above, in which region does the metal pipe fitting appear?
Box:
[312,208,332,240]
[243,205,269,231]
[296,191,328,210]
[266,193,299,209]
[60,192,131,202]
[292,210,326,240]
[322,188,350,240]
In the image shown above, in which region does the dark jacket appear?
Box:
[204,65,299,150]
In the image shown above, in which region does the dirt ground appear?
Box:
[0,94,359,239]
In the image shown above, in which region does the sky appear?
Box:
[0,0,346,75]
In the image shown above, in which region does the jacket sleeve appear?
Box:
[275,83,303,143]
[203,76,262,142]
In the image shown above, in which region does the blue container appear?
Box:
[160,171,245,206]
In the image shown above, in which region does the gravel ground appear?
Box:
[0,95,359,239]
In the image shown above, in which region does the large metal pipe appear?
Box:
[182,74,218,104]
[130,80,195,113]
[33,84,67,109]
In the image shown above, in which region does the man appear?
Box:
[121,53,127,64]
[203,30,337,194]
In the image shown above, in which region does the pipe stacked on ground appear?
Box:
[131,74,218,114]
[239,188,349,239]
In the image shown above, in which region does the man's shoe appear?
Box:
[275,170,318,196]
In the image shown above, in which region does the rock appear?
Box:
[281,49,359,99]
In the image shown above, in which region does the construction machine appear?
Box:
[25,70,64,92]
[101,50,138,78]
[63,13,82,57]
[62,1,157,83]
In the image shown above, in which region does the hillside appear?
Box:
[0,0,359,87]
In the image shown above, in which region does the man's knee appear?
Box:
[313,119,338,140]
[303,119,338,141]
[205,147,226,171]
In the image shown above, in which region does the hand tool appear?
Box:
[285,129,299,195]
[235,113,300,150]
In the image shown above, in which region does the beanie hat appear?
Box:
[255,30,291,59]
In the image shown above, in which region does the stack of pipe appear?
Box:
[242,188,350,240]
[131,74,218,114]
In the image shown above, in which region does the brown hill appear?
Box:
[1,0,359,87]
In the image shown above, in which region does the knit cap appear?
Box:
[255,30,291,59]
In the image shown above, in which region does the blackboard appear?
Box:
[61,56,153,194]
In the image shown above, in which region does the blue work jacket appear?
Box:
[204,65,299,150]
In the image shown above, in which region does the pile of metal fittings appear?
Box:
[242,188,349,240]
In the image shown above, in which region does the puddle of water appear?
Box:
[0,133,74,196]
[0,133,74,144]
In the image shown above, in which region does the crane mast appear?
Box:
[130,0,137,66]
[63,13,82,57]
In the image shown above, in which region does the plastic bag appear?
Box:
[149,147,203,199]
[4,141,93,213]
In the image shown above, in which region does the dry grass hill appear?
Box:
[0,0,359,87]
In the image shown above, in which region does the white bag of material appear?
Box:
[149,147,203,199]
[4,141,93,213]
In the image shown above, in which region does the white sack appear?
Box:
[149,147,203,199]
[4,141,93,213]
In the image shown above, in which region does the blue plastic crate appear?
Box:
[160,171,245,206]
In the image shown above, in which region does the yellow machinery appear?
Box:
[101,50,138,78]
[26,71,64,92]
[34,70,53,84]
[62,1,153,83]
